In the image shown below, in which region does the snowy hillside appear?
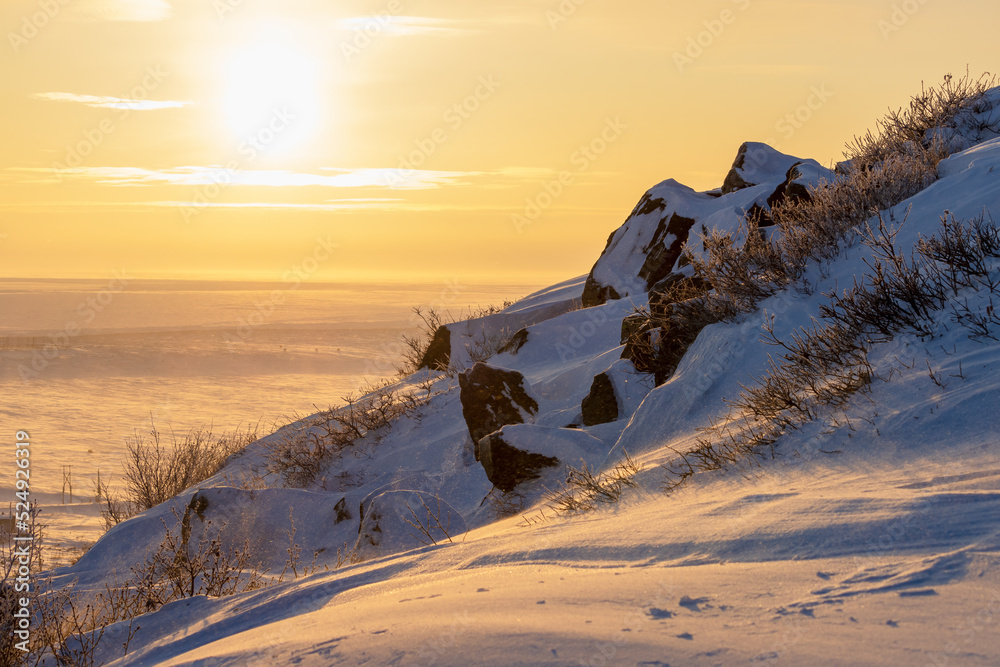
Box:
[19,76,1000,666]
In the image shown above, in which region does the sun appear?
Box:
[222,42,321,155]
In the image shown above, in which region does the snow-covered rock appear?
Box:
[580,143,832,308]
[721,141,804,194]
[458,362,540,448]
[478,423,608,492]
[353,490,466,562]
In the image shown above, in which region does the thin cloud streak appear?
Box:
[4,166,575,190]
[335,16,482,36]
[63,0,173,22]
[33,92,192,111]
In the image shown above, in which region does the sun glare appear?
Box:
[223,42,321,156]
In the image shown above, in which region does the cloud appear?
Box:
[64,0,172,22]
[5,166,485,190]
[335,16,480,36]
[4,165,615,192]
[32,92,191,111]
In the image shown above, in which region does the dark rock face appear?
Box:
[621,314,658,374]
[766,162,816,209]
[418,326,451,371]
[637,213,697,292]
[458,363,539,451]
[498,328,529,355]
[721,142,755,194]
[648,273,711,318]
[620,297,713,387]
[477,431,559,492]
[334,497,351,524]
[581,279,621,309]
[581,372,619,427]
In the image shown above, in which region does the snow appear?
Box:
[40,90,1000,665]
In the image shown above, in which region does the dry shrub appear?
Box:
[545,451,644,514]
[100,421,260,529]
[845,70,998,169]
[265,379,431,487]
[664,210,1000,493]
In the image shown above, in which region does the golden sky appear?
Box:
[1,0,997,283]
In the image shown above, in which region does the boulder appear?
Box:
[477,424,607,492]
[620,297,713,386]
[581,372,619,427]
[458,362,540,451]
[498,327,529,355]
[334,497,351,524]
[621,313,658,374]
[418,326,451,371]
[765,160,833,211]
[353,490,467,562]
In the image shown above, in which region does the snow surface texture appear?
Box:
[49,92,1000,666]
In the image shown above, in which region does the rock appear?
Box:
[478,432,560,492]
[498,327,529,355]
[353,490,467,562]
[477,424,607,492]
[651,303,711,386]
[721,142,804,195]
[334,497,351,524]
[581,181,707,307]
[458,362,540,451]
[581,142,828,309]
[620,297,713,386]
[765,160,833,210]
[648,273,711,318]
[621,314,658,374]
[418,326,451,371]
[581,372,619,426]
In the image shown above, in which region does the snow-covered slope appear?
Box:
[43,87,1000,666]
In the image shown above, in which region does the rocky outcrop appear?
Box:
[418,326,451,371]
[581,372,619,426]
[581,181,708,308]
[582,142,833,309]
[458,363,540,451]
